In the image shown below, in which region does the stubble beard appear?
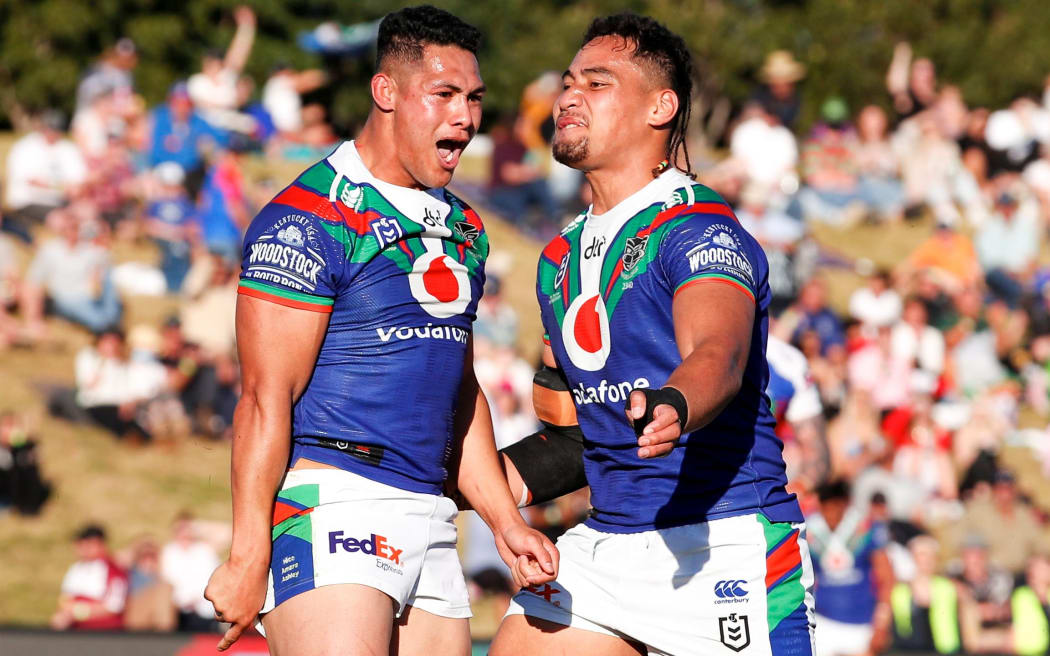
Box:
[553,135,589,168]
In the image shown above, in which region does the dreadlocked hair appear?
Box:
[583,13,696,178]
[375,5,482,71]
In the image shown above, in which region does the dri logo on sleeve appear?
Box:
[328,531,402,564]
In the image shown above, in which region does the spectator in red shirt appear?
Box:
[50,524,129,631]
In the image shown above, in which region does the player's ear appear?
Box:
[371,72,397,112]
[648,88,679,129]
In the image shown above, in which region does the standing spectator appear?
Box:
[144,163,199,293]
[195,149,248,262]
[50,525,128,631]
[886,43,939,120]
[147,82,217,197]
[123,536,177,632]
[751,50,806,130]
[1010,552,1050,656]
[262,63,327,137]
[187,6,256,133]
[160,512,220,632]
[949,535,1014,631]
[849,270,902,331]
[808,480,894,656]
[975,181,1041,307]
[76,38,137,113]
[21,210,122,336]
[4,111,87,227]
[890,535,971,654]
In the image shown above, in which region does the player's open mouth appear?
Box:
[436,139,466,170]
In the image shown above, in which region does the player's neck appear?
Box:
[354,117,426,190]
[586,153,668,216]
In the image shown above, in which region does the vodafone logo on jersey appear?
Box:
[408,240,471,318]
[562,294,611,371]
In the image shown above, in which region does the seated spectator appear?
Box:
[855,105,906,221]
[144,163,199,293]
[792,278,845,356]
[0,411,50,515]
[891,395,958,505]
[891,297,946,390]
[160,512,219,632]
[76,38,137,115]
[4,111,87,229]
[73,328,165,441]
[896,109,982,227]
[50,525,128,631]
[848,324,912,411]
[899,222,981,296]
[976,180,1041,307]
[21,209,122,336]
[122,536,176,632]
[187,6,256,133]
[766,335,827,492]
[807,480,894,656]
[475,276,518,349]
[750,50,806,130]
[729,103,800,198]
[955,470,1044,576]
[485,115,559,230]
[849,269,902,331]
[0,229,22,345]
[792,98,866,225]
[826,390,881,480]
[147,82,218,197]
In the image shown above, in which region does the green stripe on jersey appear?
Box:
[239,280,334,306]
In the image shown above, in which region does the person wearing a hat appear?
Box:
[751,49,807,130]
[147,81,218,198]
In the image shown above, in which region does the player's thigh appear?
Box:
[490,614,645,656]
[262,583,395,656]
[389,604,470,656]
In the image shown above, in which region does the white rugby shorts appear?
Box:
[260,468,471,620]
[506,514,816,655]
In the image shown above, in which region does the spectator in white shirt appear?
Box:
[891,297,946,390]
[849,270,902,331]
[160,512,220,632]
[187,6,256,132]
[5,111,87,223]
[51,525,128,631]
[262,63,327,136]
[976,181,1041,307]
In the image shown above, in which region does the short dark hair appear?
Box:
[375,5,482,72]
[583,13,695,175]
[76,524,106,541]
[816,479,851,503]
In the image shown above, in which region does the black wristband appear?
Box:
[626,386,689,436]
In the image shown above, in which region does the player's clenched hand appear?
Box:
[204,558,269,651]
[494,523,559,589]
[626,389,684,458]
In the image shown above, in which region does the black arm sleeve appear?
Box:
[501,427,587,505]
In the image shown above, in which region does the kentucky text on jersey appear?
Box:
[237,142,488,494]
[537,169,801,532]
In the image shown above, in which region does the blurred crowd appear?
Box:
[2,12,1049,652]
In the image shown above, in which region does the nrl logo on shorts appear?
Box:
[453,220,480,242]
[719,614,750,652]
[622,236,649,273]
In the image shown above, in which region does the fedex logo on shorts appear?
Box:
[328,531,402,564]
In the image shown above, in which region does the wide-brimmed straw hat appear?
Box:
[760,50,806,83]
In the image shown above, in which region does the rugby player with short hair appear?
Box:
[203,7,557,655]
[491,13,816,656]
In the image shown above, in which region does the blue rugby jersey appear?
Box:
[238,141,488,494]
[537,170,802,532]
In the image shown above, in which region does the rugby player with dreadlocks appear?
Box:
[492,13,816,656]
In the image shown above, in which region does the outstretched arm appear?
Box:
[223,6,256,73]
[204,294,329,650]
[628,281,754,457]
[452,337,559,589]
